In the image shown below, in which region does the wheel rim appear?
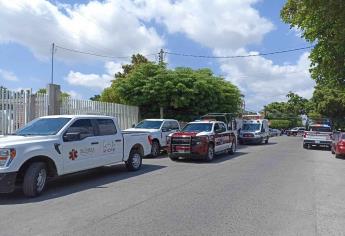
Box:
[152,143,160,156]
[36,169,47,192]
[132,153,141,169]
[208,146,214,160]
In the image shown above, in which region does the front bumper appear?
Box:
[303,139,332,147]
[239,137,262,144]
[169,152,206,159]
[0,172,17,193]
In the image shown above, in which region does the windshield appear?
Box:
[16,118,71,136]
[182,123,213,132]
[135,120,163,129]
[310,126,331,132]
[242,123,261,131]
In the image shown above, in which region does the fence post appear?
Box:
[29,93,36,121]
[47,84,61,115]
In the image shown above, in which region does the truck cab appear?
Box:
[239,119,270,144]
[167,120,237,162]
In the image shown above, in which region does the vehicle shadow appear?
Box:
[174,151,247,164]
[238,142,277,147]
[0,164,166,204]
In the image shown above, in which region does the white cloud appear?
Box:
[0,69,18,81]
[0,0,164,61]
[65,61,123,90]
[219,51,315,111]
[67,90,83,99]
[133,0,274,50]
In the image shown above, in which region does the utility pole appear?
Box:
[158,49,164,65]
[51,43,55,84]
[158,49,164,118]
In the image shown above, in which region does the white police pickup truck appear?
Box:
[125,119,180,157]
[0,115,151,197]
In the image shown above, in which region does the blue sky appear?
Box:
[0,0,314,111]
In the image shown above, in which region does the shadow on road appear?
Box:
[0,164,166,204]
[238,142,277,148]
[173,151,247,164]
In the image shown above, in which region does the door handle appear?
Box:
[115,139,122,142]
[91,142,99,145]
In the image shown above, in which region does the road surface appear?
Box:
[1,136,345,236]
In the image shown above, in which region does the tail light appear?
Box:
[303,132,307,138]
[148,135,153,145]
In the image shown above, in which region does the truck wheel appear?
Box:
[303,143,308,149]
[205,144,214,162]
[229,141,236,155]
[331,148,335,154]
[23,162,47,197]
[126,149,142,171]
[150,141,160,158]
[265,137,269,144]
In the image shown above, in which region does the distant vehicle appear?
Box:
[125,119,180,157]
[0,115,152,197]
[167,120,237,162]
[269,128,281,137]
[331,131,345,158]
[239,119,270,144]
[286,127,305,136]
[303,124,332,149]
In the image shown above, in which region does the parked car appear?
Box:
[167,120,237,162]
[303,124,332,149]
[286,127,305,136]
[331,131,345,158]
[0,115,152,197]
[269,128,281,137]
[124,119,180,157]
[239,119,270,144]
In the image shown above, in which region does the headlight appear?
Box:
[0,148,16,167]
[192,136,207,145]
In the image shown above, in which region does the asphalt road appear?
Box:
[1,136,345,236]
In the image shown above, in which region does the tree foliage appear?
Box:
[36,88,70,98]
[101,57,242,121]
[281,0,345,85]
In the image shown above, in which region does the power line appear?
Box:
[165,46,314,59]
[54,44,158,60]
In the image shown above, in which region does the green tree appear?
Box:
[281,0,345,85]
[90,95,101,101]
[102,61,242,121]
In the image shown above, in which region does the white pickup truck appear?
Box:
[0,115,151,197]
[125,119,180,157]
[303,124,332,149]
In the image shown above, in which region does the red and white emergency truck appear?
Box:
[167,120,237,162]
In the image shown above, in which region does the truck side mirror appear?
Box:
[63,132,81,142]
[132,124,135,128]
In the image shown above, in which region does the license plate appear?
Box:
[177,150,189,153]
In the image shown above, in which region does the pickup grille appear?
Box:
[171,137,191,145]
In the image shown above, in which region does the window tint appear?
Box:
[67,119,94,139]
[214,123,220,132]
[97,119,117,135]
[218,123,226,132]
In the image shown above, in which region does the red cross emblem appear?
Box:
[69,149,78,160]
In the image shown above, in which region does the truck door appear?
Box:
[62,119,101,174]
[95,118,123,165]
[161,121,171,146]
[214,123,229,152]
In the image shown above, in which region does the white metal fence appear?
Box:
[0,89,31,135]
[61,97,138,129]
[0,88,139,135]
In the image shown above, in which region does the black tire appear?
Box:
[265,137,269,144]
[331,148,335,154]
[205,143,215,162]
[169,156,179,161]
[150,141,160,158]
[126,149,142,171]
[23,162,47,197]
[229,141,236,155]
[303,143,308,149]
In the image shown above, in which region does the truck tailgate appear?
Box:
[304,132,332,141]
